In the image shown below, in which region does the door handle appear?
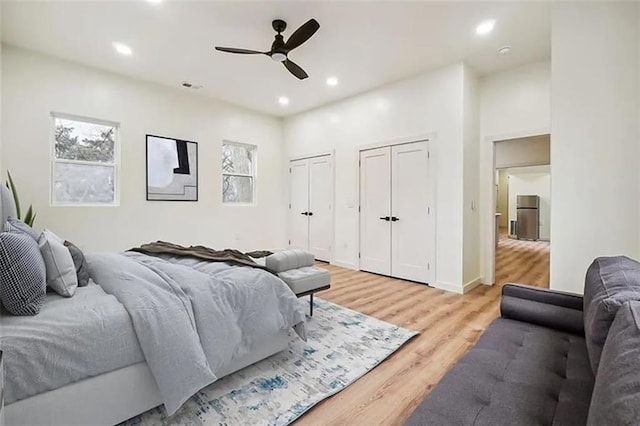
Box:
[379,216,390,221]
[391,216,400,222]
[308,212,313,216]
[301,212,308,216]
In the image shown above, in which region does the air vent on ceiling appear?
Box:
[181,81,203,90]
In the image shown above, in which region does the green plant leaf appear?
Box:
[28,213,37,228]
[24,205,35,227]
[6,171,22,219]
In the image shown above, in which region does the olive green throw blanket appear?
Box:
[129,241,273,273]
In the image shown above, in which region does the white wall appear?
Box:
[551,2,640,294]
[283,63,470,291]
[507,166,551,240]
[462,64,481,287]
[495,134,550,169]
[479,60,551,283]
[1,46,287,252]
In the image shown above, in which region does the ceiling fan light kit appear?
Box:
[214,18,320,80]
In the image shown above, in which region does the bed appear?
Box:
[0,186,307,426]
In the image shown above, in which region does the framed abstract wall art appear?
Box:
[146,134,198,201]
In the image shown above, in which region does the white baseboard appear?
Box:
[330,260,358,270]
[463,277,482,293]
[433,281,464,294]
[433,277,482,294]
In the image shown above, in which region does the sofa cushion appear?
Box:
[266,250,315,273]
[278,266,330,295]
[583,256,640,374]
[405,318,594,426]
[587,301,640,425]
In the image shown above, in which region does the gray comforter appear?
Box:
[86,252,306,415]
[0,283,145,405]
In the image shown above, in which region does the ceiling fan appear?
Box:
[215,18,320,80]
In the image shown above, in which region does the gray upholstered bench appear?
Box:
[266,250,330,316]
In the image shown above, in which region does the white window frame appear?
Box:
[50,112,120,207]
[222,140,257,206]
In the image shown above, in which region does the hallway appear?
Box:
[495,230,550,288]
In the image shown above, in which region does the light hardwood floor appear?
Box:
[296,234,550,425]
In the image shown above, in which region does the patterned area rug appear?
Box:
[123,298,417,426]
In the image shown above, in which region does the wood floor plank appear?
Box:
[295,233,550,425]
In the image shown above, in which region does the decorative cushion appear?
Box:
[587,301,640,425]
[0,232,46,315]
[266,250,315,273]
[64,241,90,287]
[583,256,640,373]
[278,266,330,294]
[38,229,78,297]
[4,217,39,241]
[0,185,17,232]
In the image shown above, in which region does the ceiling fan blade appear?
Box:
[283,59,309,80]
[284,18,320,51]
[215,46,266,55]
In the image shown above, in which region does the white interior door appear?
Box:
[359,147,392,275]
[289,159,309,250]
[308,155,333,261]
[391,141,431,283]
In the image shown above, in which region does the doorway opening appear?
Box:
[492,135,550,287]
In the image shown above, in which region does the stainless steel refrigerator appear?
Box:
[516,195,540,241]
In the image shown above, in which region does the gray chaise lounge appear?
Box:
[406,256,640,425]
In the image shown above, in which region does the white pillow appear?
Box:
[38,229,78,297]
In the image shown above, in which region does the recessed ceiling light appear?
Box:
[476,19,496,36]
[326,76,339,87]
[112,42,132,56]
[498,46,512,55]
[278,96,289,106]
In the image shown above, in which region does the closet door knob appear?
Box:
[379,216,390,221]
[391,216,400,222]
[308,212,314,216]
[301,212,308,216]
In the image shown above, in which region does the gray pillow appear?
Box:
[587,301,640,425]
[4,218,39,241]
[38,229,78,297]
[0,232,46,315]
[584,256,640,373]
[64,241,90,287]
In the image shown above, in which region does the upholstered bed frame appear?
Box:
[0,186,291,425]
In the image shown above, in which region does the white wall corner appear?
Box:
[433,280,465,295]
[463,277,483,293]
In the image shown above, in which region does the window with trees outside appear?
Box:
[52,114,119,205]
[222,141,256,204]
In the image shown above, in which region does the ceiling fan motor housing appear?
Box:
[271,33,287,61]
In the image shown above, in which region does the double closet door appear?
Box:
[359,141,432,283]
[289,155,333,262]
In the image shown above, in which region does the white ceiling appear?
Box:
[1,1,551,117]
